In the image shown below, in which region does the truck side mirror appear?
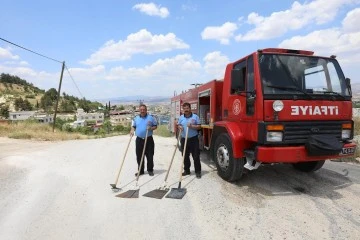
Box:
[231,69,245,93]
[345,78,352,95]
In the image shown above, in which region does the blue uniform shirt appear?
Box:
[132,114,157,138]
[177,113,200,138]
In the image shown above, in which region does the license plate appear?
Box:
[340,147,356,155]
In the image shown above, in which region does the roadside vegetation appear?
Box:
[0,119,173,141]
[154,124,173,137]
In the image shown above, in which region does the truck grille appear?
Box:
[283,122,342,144]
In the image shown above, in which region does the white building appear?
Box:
[9,111,53,124]
[71,120,86,128]
[76,108,104,124]
[34,113,53,123]
[109,110,133,126]
[10,111,36,121]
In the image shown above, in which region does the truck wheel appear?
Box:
[292,160,325,172]
[214,133,244,182]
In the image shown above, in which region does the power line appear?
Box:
[0,37,63,64]
[1,37,86,100]
[65,65,84,99]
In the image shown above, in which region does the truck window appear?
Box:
[232,61,246,94]
[260,54,350,99]
[304,65,327,90]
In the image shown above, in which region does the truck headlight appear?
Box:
[341,129,351,139]
[266,132,283,142]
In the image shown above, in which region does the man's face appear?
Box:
[183,105,191,115]
[139,106,147,116]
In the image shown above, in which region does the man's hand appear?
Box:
[130,129,134,137]
[187,119,195,128]
[147,121,152,130]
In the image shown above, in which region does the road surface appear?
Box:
[0,136,359,239]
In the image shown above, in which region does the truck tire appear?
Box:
[292,160,325,172]
[214,133,244,182]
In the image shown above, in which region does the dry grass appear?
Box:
[0,121,87,141]
[153,124,173,137]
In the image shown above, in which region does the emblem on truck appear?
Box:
[291,106,339,115]
[233,99,241,115]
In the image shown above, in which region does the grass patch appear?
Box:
[0,120,86,141]
[0,120,131,141]
[154,124,173,137]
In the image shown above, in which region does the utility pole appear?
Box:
[52,61,65,132]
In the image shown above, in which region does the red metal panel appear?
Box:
[256,142,356,163]
[263,100,352,121]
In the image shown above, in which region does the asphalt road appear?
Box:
[0,136,359,240]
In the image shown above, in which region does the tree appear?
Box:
[103,120,112,134]
[40,88,58,112]
[0,105,9,118]
[60,100,76,112]
[40,94,53,112]
[78,98,91,112]
[14,97,24,111]
[22,99,33,111]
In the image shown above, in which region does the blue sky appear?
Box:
[1,0,360,100]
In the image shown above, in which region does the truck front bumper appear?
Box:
[255,142,357,163]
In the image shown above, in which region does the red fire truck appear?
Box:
[170,48,356,182]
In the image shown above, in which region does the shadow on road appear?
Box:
[237,163,356,200]
[200,151,358,200]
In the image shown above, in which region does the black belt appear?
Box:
[137,136,153,140]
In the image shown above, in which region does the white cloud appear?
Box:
[0,53,204,98]
[342,7,360,32]
[82,29,189,65]
[203,51,229,79]
[133,2,169,18]
[0,64,58,90]
[235,0,359,41]
[66,54,202,98]
[3,60,29,66]
[108,54,201,81]
[279,8,360,67]
[0,47,20,60]
[201,22,238,45]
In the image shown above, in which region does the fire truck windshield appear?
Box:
[259,54,351,99]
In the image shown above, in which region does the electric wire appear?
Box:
[65,65,84,99]
[0,37,63,64]
[0,37,86,100]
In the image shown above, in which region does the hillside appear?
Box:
[0,76,45,112]
[0,73,103,116]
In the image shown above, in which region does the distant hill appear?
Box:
[351,82,360,97]
[96,95,171,105]
[0,73,45,111]
[0,73,103,114]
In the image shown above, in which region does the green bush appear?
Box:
[25,94,35,99]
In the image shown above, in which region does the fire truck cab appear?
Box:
[170,48,356,182]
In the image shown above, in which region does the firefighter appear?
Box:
[177,102,202,178]
[130,104,157,176]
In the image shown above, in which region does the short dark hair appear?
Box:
[139,104,147,110]
[182,102,191,108]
